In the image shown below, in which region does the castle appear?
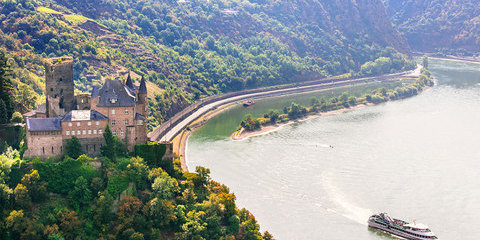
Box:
[23,57,148,158]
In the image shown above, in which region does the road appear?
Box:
[149,67,421,142]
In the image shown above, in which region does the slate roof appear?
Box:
[96,79,136,107]
[135,113,146,120]
[62,110,108,122]
[139,77,147,94]
[26,118,62,131]
[91,86,100,98]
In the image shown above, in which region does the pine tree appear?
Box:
[64,136,84,159]
[0,51,14,121]
[101,125,116,160]
[0,99,7,124]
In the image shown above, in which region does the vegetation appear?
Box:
[64,136,84,159]
[240,67,434,131]
[0,0,415,131]
[383,0,480,54]
[0,126,274,239]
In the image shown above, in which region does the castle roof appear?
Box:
[96,79,136,107]
[139,76,147,94]
[62,110,108,122]
[125,72,134,90]
[26,118,62,131]
[135,113,146,120]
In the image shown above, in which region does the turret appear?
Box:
[125,72,134,90]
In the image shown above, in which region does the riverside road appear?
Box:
[149,66,421,142]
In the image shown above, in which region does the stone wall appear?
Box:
[61,119,108,140]
[45,57,75,117]
[24,130,63,159]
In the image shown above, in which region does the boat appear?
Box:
[243,100,255,107]
[368,213,438,239]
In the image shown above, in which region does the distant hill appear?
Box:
[383,0,480,54]
[0,0,414,130]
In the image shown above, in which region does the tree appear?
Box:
[0,99,7,124]
[69,176,92,208]
[101,125,116,160]
[21,170,47,202]
[0,51,14,121]
[10,112,23,123]
[14,184,31,209]
[64,136,84,159]
[422,56,429,68]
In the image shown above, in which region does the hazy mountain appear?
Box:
[384,0,480,54]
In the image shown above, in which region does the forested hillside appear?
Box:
[0,0,414,130]
[383,0,480,54]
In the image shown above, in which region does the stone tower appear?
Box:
[45,57,75,117]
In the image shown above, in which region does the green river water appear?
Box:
[187,59,480,239]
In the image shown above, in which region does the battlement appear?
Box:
[45,56,73,66]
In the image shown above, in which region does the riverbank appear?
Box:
[171,66,424,172]
[232,67,433,141]
[231,104,372,140]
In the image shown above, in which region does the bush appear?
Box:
[10,112,23,123]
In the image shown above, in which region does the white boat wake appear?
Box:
[321,171,373,226]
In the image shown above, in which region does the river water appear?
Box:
[187,59,480,239]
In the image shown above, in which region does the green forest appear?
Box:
[0,124,274,240]
[0,0,415,130]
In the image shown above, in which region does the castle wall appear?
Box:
[91,106,137,142]
[76,94,91,110]
[24,130,63,159]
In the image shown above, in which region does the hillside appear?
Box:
[383,0,480,54]
[0,0,414,130]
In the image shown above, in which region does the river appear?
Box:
[187,59,480,239]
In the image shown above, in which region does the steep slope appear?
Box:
[383,0,480,53]
[0,0,414,130]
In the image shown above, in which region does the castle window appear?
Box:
[125,119,129,125]
[68,123,72,127]
[88,130,92,134]
[66,131,70,136]
[93,144,96,151]
[112,120,116,126]
[42,147,45,154]
[50,88,53,92]
[137,120,143,125]
[93,130,97,134]
[82,130,86,135]
[125,110,129,115]
[59,78,63,82]
[88,122,91,126]
[99,129,103,134]
[113,131,116,136]
[110,98,117,104]
[96,121,99,126]
[52,146,54,153]
[77,122,81,127]
[77,130,81,135]
[112,109,116,115]
[71,131,75,136]
[120,130,124,137]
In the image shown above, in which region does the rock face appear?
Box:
[383,0,480,53]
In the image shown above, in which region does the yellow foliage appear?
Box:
[37,6,61,15]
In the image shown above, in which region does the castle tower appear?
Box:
[45,57,75,117]
[135,76,148,144]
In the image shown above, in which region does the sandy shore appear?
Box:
[232,104,372,141]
